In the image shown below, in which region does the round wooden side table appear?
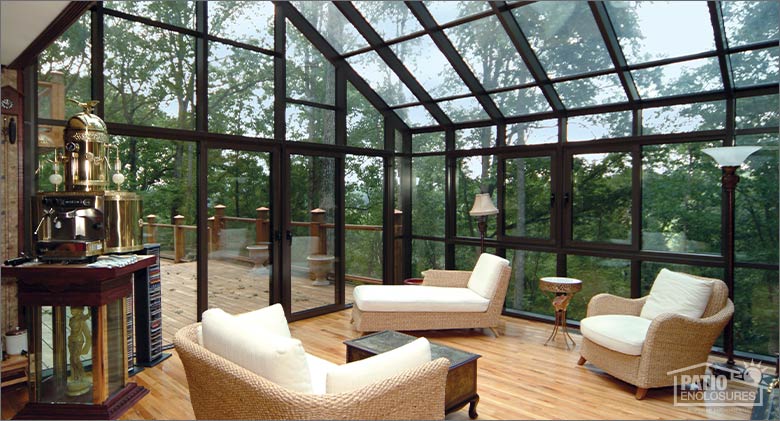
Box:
[539,277,582,349]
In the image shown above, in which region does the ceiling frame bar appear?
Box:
[490,1,565,112]
[708,2,734,94]
[405,1,505,122]
[590,1,640,103]
[333,1,453,127]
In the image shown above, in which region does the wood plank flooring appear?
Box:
[2,310,758,420]
[159,259,356,342]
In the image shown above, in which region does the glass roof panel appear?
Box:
[722,1,780,48]
[731,47,779,88]
[208,1,275,50]
[437,96,489,123]
[346,50,417,106]
[736,95,779,130]
[554,74,627,109]
[352,1,423,41]
[395,105,437,128]
[607,1,715,65]
[443,15,534,89]
[290,1,368,54]
[632,57,722,99]
[287,22,334,105]
[423,1,491,26]
[390,34,469,98]
[568,111,633,141]
[105,1,195,29]
[506,120,558,145]
[490,87,551,117]
[643,101,726,135]
[511,2,614,78]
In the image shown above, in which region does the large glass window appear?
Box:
[347,83,383,149]
[208,42,274,138]
[571,152,632,245]
[566,255,631,320]
[208,1,275,50]
[504,250,558,314]
[412,156,445,238]
[642,142,721,254]
[411,239,445,278]
[286,23,334,105]
[104,15,196,130]
[505,156,552,239]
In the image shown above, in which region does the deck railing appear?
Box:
[142,205,403,285]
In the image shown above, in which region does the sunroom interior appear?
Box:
[0,1,777,420]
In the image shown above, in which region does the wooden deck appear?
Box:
[158,258,356,342]
[1,310,756,420]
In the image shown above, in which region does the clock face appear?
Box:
[1,98,12,110]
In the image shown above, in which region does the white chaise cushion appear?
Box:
[467,253,510,299]
[353,285,490,312]
[325,337,432,394]
[580,315,652,356]
[201,308,313,393]
[197,303,290,345]
[640,268,714,320]
[306,353,338,395]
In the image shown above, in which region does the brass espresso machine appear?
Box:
[34,100,143,263]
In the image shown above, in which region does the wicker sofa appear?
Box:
[175,323,450,420]
[351,253,511,336]
[577,271,734,400]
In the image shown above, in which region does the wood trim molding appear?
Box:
[8,1,95,69]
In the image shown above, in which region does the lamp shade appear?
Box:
[702,146,761,167]
[469,193,499,217]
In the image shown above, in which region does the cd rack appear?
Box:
[133,243,171,367]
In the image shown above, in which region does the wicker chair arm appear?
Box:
[586,294,648,317]
[638,300,734,379]
[174,324,449,420]
[421,270,471,288]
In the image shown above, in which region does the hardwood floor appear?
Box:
[1,310,756,420]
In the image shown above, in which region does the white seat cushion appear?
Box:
[580,315,652,356]
[640,268,715,320]
[305,353,338,395]
[201,308,313,393]
[325,337,431,394]
[353,285,490,312]
[197,303,290,346]
[467,253,510,299]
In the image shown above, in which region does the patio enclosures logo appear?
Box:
[669,362,767,407]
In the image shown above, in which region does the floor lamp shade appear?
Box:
[702,146,761,167]
[469,193,499,217]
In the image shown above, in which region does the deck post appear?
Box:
[207,216,216,253]
[145,214,157,244]
[394,209,403,283]
[310,208,326,280]
[256,207,269,244]
[173,215,185,263]
[213,205,226,251]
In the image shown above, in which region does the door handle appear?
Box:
[550,193,555,207]
[563,192,570,205]
[286,230,293,244]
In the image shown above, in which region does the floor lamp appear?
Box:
[469,193,499,253]
[702,145,761,370]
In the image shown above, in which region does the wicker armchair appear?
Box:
[577,276,734,400]
[351,255,511,336]
[174,324,449,420]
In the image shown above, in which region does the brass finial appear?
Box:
[67,98,100,114]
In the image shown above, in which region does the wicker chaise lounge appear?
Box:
[577,270,734,400]
[351,253,511,336]
[175,323,450,420]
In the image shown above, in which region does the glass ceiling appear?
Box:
[290,1,779,129]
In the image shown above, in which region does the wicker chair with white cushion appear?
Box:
[577,269,734,400]
[175,305,449,420]
[351,253,511,336]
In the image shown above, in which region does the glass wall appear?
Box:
[31,1,780,360]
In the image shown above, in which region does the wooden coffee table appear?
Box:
[344,330,481,419]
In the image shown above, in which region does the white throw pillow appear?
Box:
[201,308,313,393]
[467,253,510,299]
[325,337,432,394]
[640,268,715,320]
[196,304,290,345]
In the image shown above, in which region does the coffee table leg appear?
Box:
[468,394,480,419]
